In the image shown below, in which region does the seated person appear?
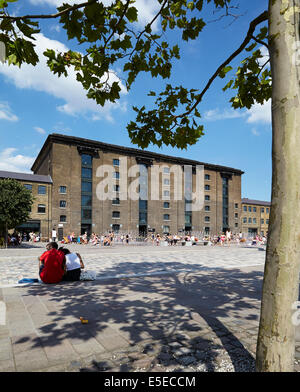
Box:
[39,242,65,284]
[59,247,85,281]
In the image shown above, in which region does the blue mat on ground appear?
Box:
[18,278,39,284]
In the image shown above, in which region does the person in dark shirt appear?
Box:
[39,242,66,284]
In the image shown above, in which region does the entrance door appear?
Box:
[58,227,64,241]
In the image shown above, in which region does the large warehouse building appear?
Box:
[1,133,244,240]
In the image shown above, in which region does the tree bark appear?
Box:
[256,0,300,372]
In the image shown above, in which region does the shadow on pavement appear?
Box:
[17,262,263,372]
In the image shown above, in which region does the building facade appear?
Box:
[241,198,271,236]
[28,133,243,240]
[0,171,52,240]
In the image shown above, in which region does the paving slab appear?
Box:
[0,244,298,372]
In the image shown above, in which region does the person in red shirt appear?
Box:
[39,242,66,284]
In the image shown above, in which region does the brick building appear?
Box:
[28,133,244,240]
[0,170,52,240]
[241,198,271,237]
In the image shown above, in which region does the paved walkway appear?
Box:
[0,244,299,372]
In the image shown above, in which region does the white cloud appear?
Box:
[204,100,271,125]
[251,128,260,136]
[0,148,35,173]
[203,108,246,121]
[0,102,18,122]
[0,33,127,121]
[246,100,271,124]
[34,126,46,134]
[29,0,161,30]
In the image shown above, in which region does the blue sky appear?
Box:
[0,0,271,201]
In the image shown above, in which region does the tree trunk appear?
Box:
[256,0,300,372]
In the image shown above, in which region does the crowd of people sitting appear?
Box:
[3,229,267,249]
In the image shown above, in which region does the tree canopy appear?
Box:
[0,0,270,148]
[0,178,33,232]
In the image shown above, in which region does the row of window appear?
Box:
[24,184,47,194]
[243,206,270,213]
[242,217,270,224]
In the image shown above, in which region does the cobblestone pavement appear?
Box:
[1,244,299,372]
[0,243,266,287]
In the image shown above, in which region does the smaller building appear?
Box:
[0,170,53,240]
[241,198,271,237]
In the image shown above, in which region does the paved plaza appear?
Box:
[1,243,300,372]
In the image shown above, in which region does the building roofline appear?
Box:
[241,198,271,206]
[31,133,245,175]
[0,170,53,184]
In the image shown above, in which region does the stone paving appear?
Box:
[0,243,266,287]
[0,243,299,372]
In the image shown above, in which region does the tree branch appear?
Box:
[0,0,97,20]
[174,10,269,120]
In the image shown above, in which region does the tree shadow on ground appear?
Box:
[16,261,263,372]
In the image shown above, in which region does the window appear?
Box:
[82,181,92,193]
[253,207,257,212]
[185,214,192,224]
[38,185,46,194]
[37,204,46,213]
[204,227,210,234]
[139,212,147,224]
[205,195,210,201]
[82,195,92,207]
[24,184,32,191]
[112,224,120,232]
[205,184,210,190]
[163,167,170,174]
[112,211,120,218]
[60,200,66,208]
[235,213,238,218]
[59,186,67,194]
[205,174,210,180]
[163,214,170,220]
[82,167,92,179]
[163,226,170,234]
[243,217,247,223]
[112,198,120,205]
[139,200,147,210]
[113,158,120,166]
[163,190,170,197]
[205,205,210,211]
[113,171,120,179]
[205,216,210,222]
[114,184,120,192]
[235,223,238,228]
[81,154,92,166]
[243,206,247,212]
[164,179,170,185]
[261,207,265,213]
[266,219,269,224]
[235,203,238,209]
[82,209,92,220]
[266,208,270,214]
[248,218,252,224]
[60,215,66,222]
[163,202,170,208]
[253,218,257,224]
[248,206,252,212]
[261,219,264,224]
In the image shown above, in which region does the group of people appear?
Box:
[38,242,85,284]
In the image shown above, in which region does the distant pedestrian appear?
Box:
[52,228,57,242]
